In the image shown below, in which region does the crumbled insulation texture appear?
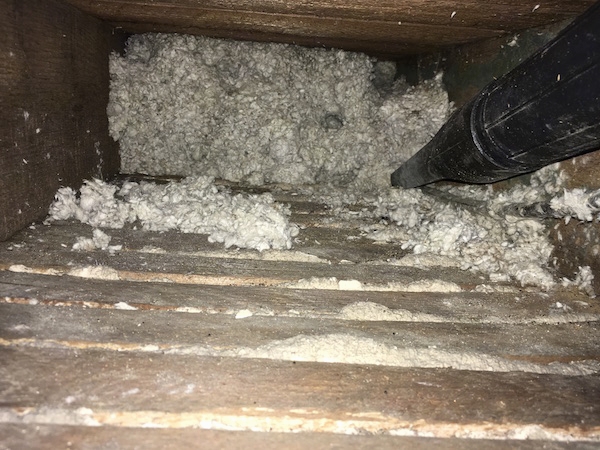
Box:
[550,188,600,222]
[230,333,600,376]
[562,266,596,298]
[307,166,564,290]
[46,34,598,289]
[108,33,450,190]
[48,177,298,251]
[282,277,462,293]
[73,229,122,253]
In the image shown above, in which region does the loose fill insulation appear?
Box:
[48,34,599,291]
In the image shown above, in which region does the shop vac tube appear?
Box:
[391,0,600,188]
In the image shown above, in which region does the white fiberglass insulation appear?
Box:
[48,34,599,290]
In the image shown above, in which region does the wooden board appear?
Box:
[62,0,597,57]
[3,424,596,450]
[1,347,599,438]
[0,232,486,289]
[0,202,493,288]
[2,271,598,325]
[550,219,600,295]
[1,184,600,446]
[9,424,597,450]
[2,301,599,366]
[0,0,121,242]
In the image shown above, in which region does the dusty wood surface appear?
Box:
[0,0,120,241]
[2,426,597,450]
[3,216,410,265]
[0,249,483,288]
[1,185,600,446]
[1,302,599,368]
[561,152,600,191]
[553,154,600,289]
[1,347,599,438]
[1,271,598,325]
[63,0,597,57]
[550,219,600,295]
[0,219,492,288]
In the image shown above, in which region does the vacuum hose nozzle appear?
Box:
[392,0,600,188]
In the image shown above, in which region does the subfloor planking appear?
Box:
[1,301,599,373]
[1,347,600,439]
[0,183,599,447]
[3,426,598,450]
[1,271,598,325]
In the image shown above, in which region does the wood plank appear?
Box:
[62,0,594,34]
[63,0,596,59]
[561,151,600,191]
[64,0,592,58]
[64,0,502,57]
[1,346,599,440]
[65,0,596,30]
[82,5,505,45]
[0,271,598,325]
[0,0,120,241]
[107,22,433,59]
[1,424,595,450]
[0,217,506,289]
[0,252,484,288]
[14,217,407,265]
[0,222,490,289]
[550,220,600,295]
[1,302,598,370]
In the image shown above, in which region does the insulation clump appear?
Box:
[73,228,122,253]
[311,167,563,290]
[562,266,596,297]
[48,177,298,251]
[550,188,600,222]
[108,33,450,190]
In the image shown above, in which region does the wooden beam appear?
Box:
[1,346,599,438]
[0,424,571,450]
[0,0,121,241]
[65,0,596,30]
[0,221,487,289]
[63,0,596,56]
[550,219,600,295]
[73,3,507,54]
[109,20,471,58]
[2,271,598,325]
[1,301,599,367]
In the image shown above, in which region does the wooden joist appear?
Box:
[5,424,591,450]
[1,346,600,439]
[1,300,599,368]
[1,271,598,325]
[62,0,597,57]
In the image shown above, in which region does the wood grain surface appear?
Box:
[63,0,597,56]
[0,0,120,241]
[1,186,599,446]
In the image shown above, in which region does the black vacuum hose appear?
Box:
[392,1,600,188]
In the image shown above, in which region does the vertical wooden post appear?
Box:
[0,0,120,241]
